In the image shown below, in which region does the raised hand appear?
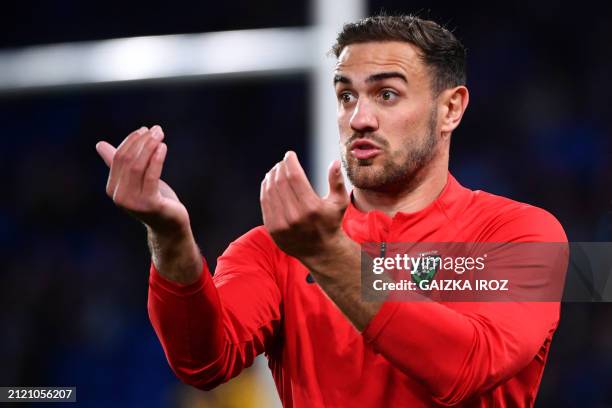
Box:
[260,151,350,263]
[95,125,190,235]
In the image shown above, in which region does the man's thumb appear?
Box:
[96,141,116,168]
[326,159,349,205]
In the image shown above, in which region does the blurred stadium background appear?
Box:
[1,0,611,406]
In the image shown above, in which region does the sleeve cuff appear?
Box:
[362,301,401,344]
[149,257,212,296]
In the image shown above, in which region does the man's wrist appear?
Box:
[147,224,203,285]
[301,232,359,277]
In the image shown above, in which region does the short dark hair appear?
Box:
[331,14,467,95]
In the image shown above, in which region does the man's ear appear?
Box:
[438,86,469,137]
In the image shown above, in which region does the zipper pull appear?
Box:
[380,241,387,258]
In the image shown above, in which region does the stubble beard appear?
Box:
[341,106,439,194]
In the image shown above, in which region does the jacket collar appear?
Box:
[341,172,469,243]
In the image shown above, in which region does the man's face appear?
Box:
[334,41,440,193]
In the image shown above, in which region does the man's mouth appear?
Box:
[350,140,382,160]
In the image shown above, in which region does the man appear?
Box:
[96,15,567,407]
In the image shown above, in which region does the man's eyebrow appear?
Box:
[333,72,408,86]
[333,74,351,85]
[366,72,408,83]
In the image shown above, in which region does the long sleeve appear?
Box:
[362,206,568,406]
[147,226,282,390]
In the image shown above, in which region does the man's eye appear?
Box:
[380,90,397,101]
[340,92,354,104]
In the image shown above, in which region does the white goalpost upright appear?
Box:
[310,0,366,193]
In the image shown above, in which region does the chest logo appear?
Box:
[411,252,441,286]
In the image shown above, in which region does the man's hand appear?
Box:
[261,151,380,330]
[96,125,202,284]
[96,125,189,234]
[260,151,351,266]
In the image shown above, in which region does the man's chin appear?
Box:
[346,167,386,189]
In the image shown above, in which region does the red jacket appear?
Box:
[148,174,567,407]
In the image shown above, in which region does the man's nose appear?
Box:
[349,99,378,133]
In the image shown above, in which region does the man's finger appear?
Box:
[142,142,168,197]
[95,141,116,168]
[121,126,154,166]
[260,176,273,227]
[126,126,165,195]
[107,127,148,197]
[261,173,277,228]
[325,159,349,206]
[282,151,319,203]
[261,165,287,231]
[275,160,301,223]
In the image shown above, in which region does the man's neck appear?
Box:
[352,161,449,218]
